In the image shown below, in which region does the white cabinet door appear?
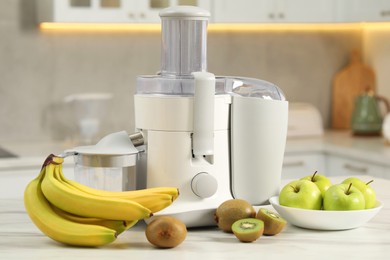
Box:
[50,0,139,23]
[0,168,40,199]
[0,162,74,199]
[213,0,269,23]
[326,155,386,178]
[385,167,390,180]
[280,0,335,23]
[39,0,212,24]
[132,0,167,23]
[282,153,326,179]
[335,0,390,22]
[213,0,335,23]
[38,0,138,23]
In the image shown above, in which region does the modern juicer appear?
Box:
[68,6,288,228]
[132,6,288,227]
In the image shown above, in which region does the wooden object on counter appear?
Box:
[331,50,376,129]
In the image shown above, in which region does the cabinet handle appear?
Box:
[343,164,368,173]
[283,161,305,167]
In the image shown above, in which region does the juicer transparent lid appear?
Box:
[136,75,286,100]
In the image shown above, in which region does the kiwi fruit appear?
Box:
[256,208,287,236]
[214,199,256,233]
[232,218,264,242]
[145,216,187,248]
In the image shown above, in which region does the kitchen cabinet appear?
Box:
[37,0,390,24]
[37,0,211,24]
[0,159,74,199]
[335,0,390,22]
[326,155,386,179]
[212,0,335,23]
[282,152,326,179]
[283,153,388,180]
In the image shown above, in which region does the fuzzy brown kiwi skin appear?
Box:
[145,216,187,248]
[256,208,287,236]
[214,199,256,233]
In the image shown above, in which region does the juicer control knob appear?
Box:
[191,172,218,198]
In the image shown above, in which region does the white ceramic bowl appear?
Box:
[269,196,383,230]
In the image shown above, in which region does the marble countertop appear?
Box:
[285,130,390,166]
[1,175,389,259]
[1,130,390,167]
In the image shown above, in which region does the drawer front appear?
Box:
[282,153,326,179]
[385,168,390,180]
[0,165,74,199]
[327,155,385,178]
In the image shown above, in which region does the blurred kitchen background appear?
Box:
[1,0,390,143]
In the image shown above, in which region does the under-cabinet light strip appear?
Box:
[39,22,390,32]
[39,22,161,32]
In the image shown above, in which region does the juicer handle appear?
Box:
[192,72,215,156]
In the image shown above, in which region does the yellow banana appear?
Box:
[24,169,117,247]
[57,165,179,200]
[53,161,178,213]
[41,163,152,220]
[56,173,173,213]
[51,205,137,235]
[53,165,174,213]
[126,193,174,213]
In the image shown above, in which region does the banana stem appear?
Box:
[41,154,63,170]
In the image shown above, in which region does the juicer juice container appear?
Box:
[66,131,144,192]
[134,6,288,227]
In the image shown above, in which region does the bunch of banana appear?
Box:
[24,154,179,247]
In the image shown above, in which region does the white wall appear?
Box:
[363,29,390,101]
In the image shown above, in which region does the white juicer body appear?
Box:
[135,94,234,227]
[135,91,288,227]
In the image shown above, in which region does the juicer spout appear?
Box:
[192,72,215,157]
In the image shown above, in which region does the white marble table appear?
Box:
[1,175,389,260]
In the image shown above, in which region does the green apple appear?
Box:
[279,180,322,210]
[341,177,376,209]
[323,183,365,210]
[300,171,332,197]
